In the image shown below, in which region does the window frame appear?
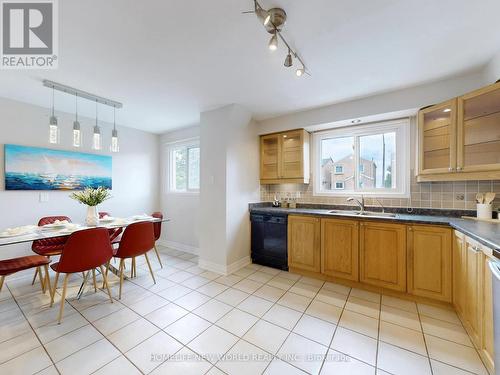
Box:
[166,138,200,194]
[313,119,410,198]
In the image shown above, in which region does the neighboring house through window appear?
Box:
[168,139,200,193]
[335,165,343,174]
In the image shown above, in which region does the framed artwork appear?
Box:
[4,144,112,190]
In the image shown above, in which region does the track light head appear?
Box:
[284,51,293,67]
[268,32,278,51]
[296,67,305,77]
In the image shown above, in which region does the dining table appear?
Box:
[0,215,171,297]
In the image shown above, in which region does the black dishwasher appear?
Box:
[251,213,288,270]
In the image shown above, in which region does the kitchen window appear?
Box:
[314,119,410,197]
[168,140,200,193]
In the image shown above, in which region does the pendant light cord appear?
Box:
[113,106,116,131]
[75,94,78,121]
[51,86,55,117]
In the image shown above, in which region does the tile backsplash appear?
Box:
[260,172,500,211]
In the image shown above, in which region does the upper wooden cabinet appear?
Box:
[407,225,452,302]
[260,129,310,184]
[359,221,407,292]
[417,81,500,181]
[321,218,359,281]
[288,215,321,273]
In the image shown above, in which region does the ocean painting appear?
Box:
[4,144,112,190]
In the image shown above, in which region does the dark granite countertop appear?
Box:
[249,203,500,255]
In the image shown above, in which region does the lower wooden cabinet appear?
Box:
[359,222,407,292]
[453,231,467,315]
[482,255,495,373]
[407,225,452,302]
[321,218,359,281]
[288,215,321,272]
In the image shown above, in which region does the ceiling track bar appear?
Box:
[42,79,123,108]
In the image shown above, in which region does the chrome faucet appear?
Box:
[347,196,365,214]
[374,197,385,213]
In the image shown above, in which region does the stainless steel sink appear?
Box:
[328,210,396,218]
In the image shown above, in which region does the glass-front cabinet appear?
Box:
[457,83,500,173]
[418,99,457,175]
[417,81,500,181]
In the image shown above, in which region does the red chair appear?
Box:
[31,216,71,285]
[99,211,122,245]
[0,255,51,294]
[110,221,155,299]
[50,228,114,323]
[151,212,163,268]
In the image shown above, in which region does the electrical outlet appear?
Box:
[39,192,49,202]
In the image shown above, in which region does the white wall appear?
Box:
[159,125,200,252]
[0,97,160,259]
[199,104,260,273]
[256,70,486,134]
[483,51,500,84]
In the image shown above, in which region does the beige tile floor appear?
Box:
[0,246,490,375]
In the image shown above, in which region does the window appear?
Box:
[314,119,409,197]
[169,140,200,193]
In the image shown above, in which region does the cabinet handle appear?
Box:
[408,227,412,231]
[448,167,455,172]
[471,245,481,253]
[457,167,463,171]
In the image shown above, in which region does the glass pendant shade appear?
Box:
[92,125,101,150]
[48,115,59,144]
[72,121,81,147]
[111,129,119,152]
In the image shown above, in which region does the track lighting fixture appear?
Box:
[284,50,293,67]
[268,31,278,51]
[73,94,81,147]
[250,1,308,77]
[48,86,59,144]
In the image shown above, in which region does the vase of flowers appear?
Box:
[70,187,111,226]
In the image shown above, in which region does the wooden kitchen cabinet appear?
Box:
[260,129,310,184]
[457,82,500,174]
[417,81,500,181]
[481,254,495,373]
[288,215,321,272]
[407,225,452,302]
[463,237,484,347]
[359,221,407,292]
[418,99,457,176]
[321,218,359,281]
[453,230,466,315]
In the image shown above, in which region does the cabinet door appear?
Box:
[407,225,452,302]
[453,231,466,316]
[464,238,484,347]
[280,130,304,179]
[288,215,321,272]
[260,134,281,180]
[457,82,500,173]
[321,218,359,281]
[360,222,406,291]
[482,256,495,374]
[418,99,457,175]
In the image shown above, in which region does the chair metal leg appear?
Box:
[144,253,156,284]
[100,265,113,303]
[31,267,38,286]
[37,266,45,293]
[118,259,125,300]
[50,272,59,307]
[43,264,51,295]
[92,269,97,292]
[58,274,70,324]
[0,276,4,292]
[154,245,163,268]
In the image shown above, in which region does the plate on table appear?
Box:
[99,217,115,223]
[0,226,35,238]
[131,215,153,221]
[41,223,67,230]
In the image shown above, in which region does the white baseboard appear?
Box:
[198,255,251,276]
[157,240,199,255]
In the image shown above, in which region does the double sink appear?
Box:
[328,210,397,218]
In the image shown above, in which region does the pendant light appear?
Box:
[268,30,278,51]
[92,100,101,150]
[72,94,81,147]
[110,105,119,152]
[48,86,59,144]
[284,49,293,67]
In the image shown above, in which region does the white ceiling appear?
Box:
[0,0,499,133]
